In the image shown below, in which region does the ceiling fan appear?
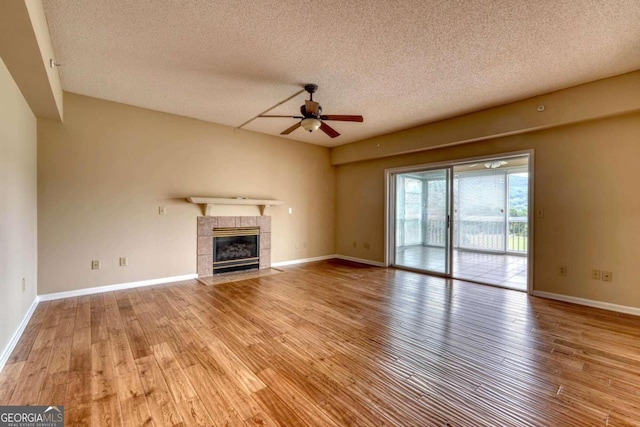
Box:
[258,84,363,138]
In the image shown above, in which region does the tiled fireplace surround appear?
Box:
[197,216,271,277]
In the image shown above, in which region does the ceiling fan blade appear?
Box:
[259,115,304,119]
[320,115,364,122]
[280,122,301,135]
[305,100,320,116]
[320,121,340,138]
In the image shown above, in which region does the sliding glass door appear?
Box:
[388,153,531,292]
[393,167,452,276]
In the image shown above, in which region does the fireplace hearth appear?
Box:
[213,227,259,274]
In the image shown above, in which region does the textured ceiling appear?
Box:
[42,0,640,147]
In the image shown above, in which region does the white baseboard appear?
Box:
[272,254,388,268]
[272,255,337,267]
[38,273,198,302]
[532,290,640,317]
[335,255,387,267]
[0,297,39,372]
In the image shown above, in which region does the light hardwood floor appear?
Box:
[2,260,640,426]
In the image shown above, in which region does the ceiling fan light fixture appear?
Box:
[484,160,508,169]
[301,118,321,132]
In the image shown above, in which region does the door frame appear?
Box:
[391,166,454,278]
[384,149,535,294]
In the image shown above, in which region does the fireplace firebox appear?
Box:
[212,227,260,274]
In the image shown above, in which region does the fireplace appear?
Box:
[212,227,260,274]
[197,216,270,277]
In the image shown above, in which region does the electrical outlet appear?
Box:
[536,208,545,218]
[22,278,26,292]
[159,206,167,215]
[602,271,613,282]
[558,266,567,276]
[91,260,100,270]
[119,257,128,267]
[295,242,299,249]
[353,241,357,248]
[591,269,601,280]
[363,242,370,249]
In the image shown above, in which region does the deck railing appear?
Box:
[399,217,528,254]
[508,218,528,253]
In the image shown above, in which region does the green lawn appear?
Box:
[509,235,528,252]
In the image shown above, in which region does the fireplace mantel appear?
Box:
[188,197,284,216]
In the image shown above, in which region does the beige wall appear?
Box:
[37,93,335,295]
[336,111,640,307]
[26,63,640,311]
[0,57,38,360]
[332,71,640,165]
[0,0,63,120]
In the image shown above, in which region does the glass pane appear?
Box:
[451,157,529,292]
[457,171,506,252]
[426,179,447,248]
[395,169,450,274]
[508,172,528,253]
[403,178,423,245]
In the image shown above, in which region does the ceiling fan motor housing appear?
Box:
[300,104,322,117]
